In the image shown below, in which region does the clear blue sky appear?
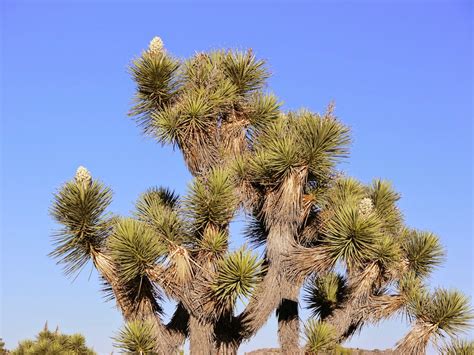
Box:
[1,1,472,353]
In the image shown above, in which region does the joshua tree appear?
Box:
[50,37,472,354]
[10,323,95,355]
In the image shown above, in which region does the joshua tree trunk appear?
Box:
[277,290,301,354]
[236,266,282,338]
[165,303,190,353]
[274,250,301,353]
[216,338,238,355]
[231,270,301,352]
[264,171,306,352]
[189,316,216,354]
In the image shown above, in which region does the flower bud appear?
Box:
[148,36,164,54]
[358,197,374,217]
[75,166,92,186]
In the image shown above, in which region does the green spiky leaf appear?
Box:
[373,235,401,269]
[408,288,473,338]
[248,117,300,183]
[246,93,281,131]
[304,273,348,319]
[11,325,96,355]
[212,247,265,306]
[135,187,189,244]
[368,179,403,235]
[184,167,238,231]
[198,228,229,257]
[108,218,166,282]
[401,229,445,278]
[293,110,351,180]
[182,51,239,107]
[398,271,425,300]
[136,186,179,211]
[441,339,474,355]
[50,178,113,276]
[222,50,269,95]
[322,177,366,207]
[304,320,338,353]
[129,51,181,134]
[178,89,215,129]
[322,204,383,265]
[113,320,157,354]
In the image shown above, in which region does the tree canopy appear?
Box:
[49,37,473,354]
[9,324,95,355]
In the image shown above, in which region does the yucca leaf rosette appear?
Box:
[50,166,113,276]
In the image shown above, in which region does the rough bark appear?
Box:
[395,322,434,354]
[232,171,307,351]
[237,171,306,351]
[189,316,216,354]
[277,293,301,354]
[93,252,186,354]
[325,264,380,341]
[237,266,282,339]
[166,303,190,352]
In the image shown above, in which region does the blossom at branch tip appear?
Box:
[75,166,92,185]
[358,197,374,216]
[149,36,164,54]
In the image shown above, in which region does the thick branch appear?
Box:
[324,263,381,340]
[283,245,334,282]
[93,251,184,353]
[396,322,434,354]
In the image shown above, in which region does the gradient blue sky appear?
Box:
[1,1,472,353]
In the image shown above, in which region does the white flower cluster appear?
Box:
[75,166,92,185]
[148,36,164,54]
[358,197,374,216]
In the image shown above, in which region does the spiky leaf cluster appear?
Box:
[304,273,348,319]
[135,187,189,245]
[11,325,96,355]
[246,93,281,132]
[407,288,473,338]
[322,204,383,266]
[197,228,228,258]
[184,168,238,232]
[322,177,366,207]
[248,110,350,186]
[50,177,113,276]
[441,339,474,355]
[401,229,445,277]
[368,180,403,235]
[397,271,426,302]
[108,218,166,282]
[113,320,157,354]
[304,320,338,353]
[212,247,265,307]
[372,235,401,270]
[152,88,217,148]
[221,50,269,94]
[130,49,180,133]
